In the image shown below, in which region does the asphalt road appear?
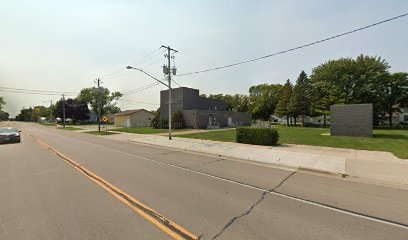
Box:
[1,122,407,240]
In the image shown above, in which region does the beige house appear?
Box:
[114,109,154,128]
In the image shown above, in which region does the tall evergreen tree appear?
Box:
[288,71,311,126]
[275,80,293,126]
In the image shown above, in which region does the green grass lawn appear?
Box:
[84,131,119,135]
[114,128,188,134]
[179,126,408,159]
[57,126,83,131]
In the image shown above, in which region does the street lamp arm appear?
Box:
[126,66,169,88]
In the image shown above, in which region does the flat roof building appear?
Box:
[160,87,251,129]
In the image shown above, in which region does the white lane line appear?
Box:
[31,127,408,230]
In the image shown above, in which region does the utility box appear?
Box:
[330,104,373,138]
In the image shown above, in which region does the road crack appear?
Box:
[210,171,297,240]
[188,159,224,168]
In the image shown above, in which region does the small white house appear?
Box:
[114,109,154,128]
[382,107,408,126]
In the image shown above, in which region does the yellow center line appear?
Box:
[28,132,198,240]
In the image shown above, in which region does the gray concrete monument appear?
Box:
[330,104,373,137]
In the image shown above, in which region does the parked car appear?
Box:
[0,127,21,144]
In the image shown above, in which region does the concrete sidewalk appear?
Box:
[103,132,408,185]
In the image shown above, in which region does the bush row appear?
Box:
[236,127,279,146]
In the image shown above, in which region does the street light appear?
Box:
[126,66,168,87]
[126,66,172,140]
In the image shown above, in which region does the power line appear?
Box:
[0,86,77,94]
[119,98,159,105]
[99,48,164,79]
[172,78,182,87]
[139,57,165,69]
[134,49,166,66]
[122,82,160,96]
[178,12,408,76]
[122,82,159,94]
[133,48,164,66]
[0,89,77,96]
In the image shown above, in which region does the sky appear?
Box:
[1,0,407,117]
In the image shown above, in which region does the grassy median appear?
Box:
[179,126,408,159]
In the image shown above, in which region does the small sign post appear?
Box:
[102,116,108,133]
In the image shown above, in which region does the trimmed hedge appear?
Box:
[236,127,279,146]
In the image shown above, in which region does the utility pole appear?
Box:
[49,99,53,123]
[235,94,238,113]
[62,94,66,128]
[95,78,102,132]
[161,45,178,140]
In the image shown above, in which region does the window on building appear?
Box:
[404,115,408,122]
[148,117,151,121]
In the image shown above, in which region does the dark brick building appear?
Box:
[160,87,252,129]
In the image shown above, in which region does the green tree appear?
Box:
[78,87,122,123]
[206,94,250,113]
[249,84,282,120]
[0,97,8,121]
[0,111,9,121]
[16,107,33,121]
[288,71,311,126]
[0,96,5,112]
[382,72,408,126]
[208,94,235,111]
[53,98,90,123]
[275,80,293,126]
[310,55,390,126]
[31,106,50,121]
[237,94,250,112]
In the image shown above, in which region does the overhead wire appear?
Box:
[0,86,77,94]
[122,82,159,95]
[172,78,182,87]
[119,98,159,105]
[122,82,161,96]
[0,89,77,96]
[98,48,164,79]
[178,12,408,76]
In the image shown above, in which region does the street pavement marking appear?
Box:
[39,129,408,230]
[29,133,199,240]
[29,127,408,230]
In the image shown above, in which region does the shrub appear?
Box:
[172,110,185,129]
[236,127,279,146]
[151,113,161,129]
[159,118,169,129]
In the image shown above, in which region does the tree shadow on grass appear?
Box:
[373,134,408,140]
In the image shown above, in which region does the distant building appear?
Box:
[160,87,251,129]
[114,109,154,128]
[382,107,408,126]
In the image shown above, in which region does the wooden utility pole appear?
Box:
[62,94,66,128]
[161,45,178,140]
[49,99,53,123]
[95,78,102,132]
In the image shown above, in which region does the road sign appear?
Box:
[102,116,108,123]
